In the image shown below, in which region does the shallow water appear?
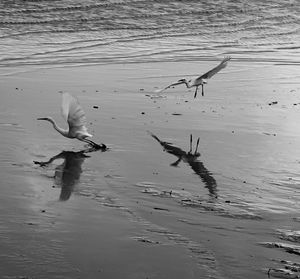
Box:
[0,0,299,75]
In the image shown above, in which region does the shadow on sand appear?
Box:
[34,146,106,201]
[149,132,218,198]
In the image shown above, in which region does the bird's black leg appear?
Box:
[201,84,204,96]
[82,138,107,150]
[194,137,200,155]
[194,87,198,98]
[189,134,193,154]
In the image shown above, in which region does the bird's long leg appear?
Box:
[194,137,200,155]
[201,84,204,96]
[194,86,199,98]
[189,134,193,154]
[81,138,106,150]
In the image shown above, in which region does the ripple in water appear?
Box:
[0,0,299,71]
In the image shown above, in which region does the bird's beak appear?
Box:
[37,117,47,120]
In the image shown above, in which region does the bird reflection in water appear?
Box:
[149,132,217,198]
[34,147,105,201]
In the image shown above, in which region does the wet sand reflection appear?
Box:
[34,147,104,201]
[149,132,217,198]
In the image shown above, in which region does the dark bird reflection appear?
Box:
[34,147,105,201]
[149,132,218,198]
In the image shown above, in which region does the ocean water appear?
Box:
[0,0,299,75]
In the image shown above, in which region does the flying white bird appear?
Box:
[159,57,231,98]
[37,92,106,150]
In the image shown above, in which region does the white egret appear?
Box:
[160,57,231,98]
[38,92,106,150]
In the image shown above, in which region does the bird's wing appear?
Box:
[197,56,231,81]
[61,93,89,134]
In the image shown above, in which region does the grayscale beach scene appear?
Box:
[0,1,299,278]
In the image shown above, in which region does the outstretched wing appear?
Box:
[61,93,91,136]
[198,56,231,81]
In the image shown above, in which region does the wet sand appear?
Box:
[0,61,300,279]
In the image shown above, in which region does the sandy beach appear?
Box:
[0,60,300,279]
